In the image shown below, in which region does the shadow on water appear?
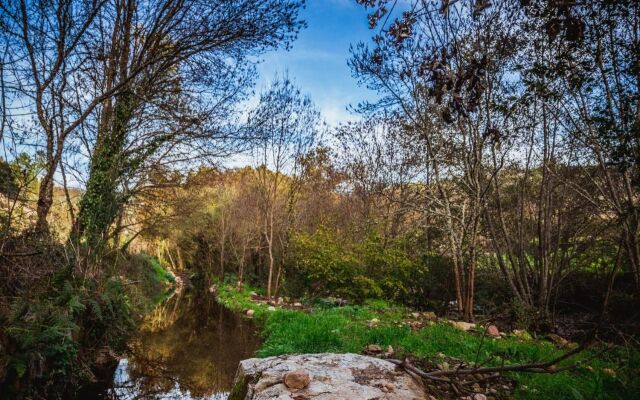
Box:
[79,291,260,399]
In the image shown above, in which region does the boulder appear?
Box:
[230,353,427,400]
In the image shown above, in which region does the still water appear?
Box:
[79,291,260,399]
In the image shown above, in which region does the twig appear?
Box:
[0,251,43,257]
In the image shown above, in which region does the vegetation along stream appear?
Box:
[77,291,260,400]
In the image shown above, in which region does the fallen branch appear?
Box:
[387,340,611,382]
[0,251,43,257]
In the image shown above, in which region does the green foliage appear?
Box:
[147,255,176,284]
[288,228,420,301]
[77,90,135,249]
[0,253,172,399]
[118,253,175,312]
[2,273,133,398]
[218,284,640,400]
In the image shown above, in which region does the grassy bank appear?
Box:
[217,284,640,400]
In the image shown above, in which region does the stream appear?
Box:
[77,291,261,399]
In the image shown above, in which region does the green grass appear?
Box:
[217,285,640,400]
[121,254,176,312]
[146,255,176,284]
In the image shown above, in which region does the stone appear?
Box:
[369,318,380,326]
[246,309,255,317]
[250,291,259,298]
[230,353,426,400]
[547,333,569,348]
[450,321,476,331]
[335,298,348,306]
[365,344,383,354]
[283,369,311,390]
[293,302,303,308]
[267,306,276,311]
[384,345,394,356]
[438,362,449,370]
[486,325,500,337]
[423,311,437,320]
[411,312,421,318]
[473,394,487,400]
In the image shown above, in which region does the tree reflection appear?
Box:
[107,293,260,399]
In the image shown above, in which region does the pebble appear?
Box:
[283,369,311,390]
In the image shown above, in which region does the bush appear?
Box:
[287,228,423,302]
[2,274,133,399]
[0,251,171,399]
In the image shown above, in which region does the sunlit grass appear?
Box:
[217,284,640,400]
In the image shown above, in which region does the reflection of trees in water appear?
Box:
[143,291,183,332]
[110,292,260,399]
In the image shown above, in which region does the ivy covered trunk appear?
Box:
[77,90,134,248]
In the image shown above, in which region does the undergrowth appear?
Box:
[0,252,173,399]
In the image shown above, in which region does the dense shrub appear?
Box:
[0,251,171,399]
[287,228,445,304]
[1,274,133,398]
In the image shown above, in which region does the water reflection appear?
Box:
[86,291,260,399]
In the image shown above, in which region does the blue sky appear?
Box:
[255,0,378,126]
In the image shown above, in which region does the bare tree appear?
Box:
[352,0,519,320]
[0,0,107,233]
[249,76,321,299]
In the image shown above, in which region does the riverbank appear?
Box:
[0,252,174,399]
[217,284,640,400]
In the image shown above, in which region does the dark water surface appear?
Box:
[78,291,260,399]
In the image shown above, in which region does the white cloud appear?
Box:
[320,101,359,127]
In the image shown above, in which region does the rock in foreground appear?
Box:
[230,353,426,400]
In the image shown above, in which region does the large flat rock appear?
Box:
[229,353,427,400]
